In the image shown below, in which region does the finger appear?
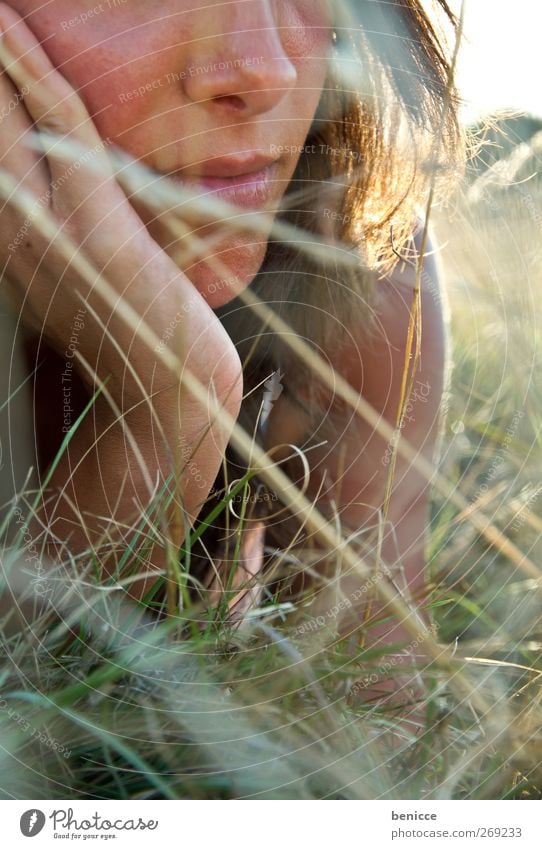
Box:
[0,62,54,277]
[0,4,113,205]
[0,64,47,210]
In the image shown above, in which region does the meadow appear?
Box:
[0,115,541,801]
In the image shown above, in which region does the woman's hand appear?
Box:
[0,5,238,400]
[0,5,243,598]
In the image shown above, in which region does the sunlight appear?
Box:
[455,0,542,121]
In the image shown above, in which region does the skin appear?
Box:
[265,231,447,715]
[0,0,332,597]
[0,1,447,713]
[3,0,331,305]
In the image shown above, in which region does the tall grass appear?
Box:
[1,138,541,797]
[1,2,541,799]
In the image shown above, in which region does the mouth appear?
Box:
[163,154,281,210]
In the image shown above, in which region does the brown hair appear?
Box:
[194,0,463,603]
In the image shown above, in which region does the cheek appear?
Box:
[281,0,333,70]
[55,38,169,140]
[24,10,186,141]
[280,6,332,139]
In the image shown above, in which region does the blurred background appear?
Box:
[430,0,542,732]
[454,0,541,121]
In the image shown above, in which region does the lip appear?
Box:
[196,153,279,178]
[166,155,280,209]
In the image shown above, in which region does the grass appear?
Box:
[1,180,541,803]
[0,14,541,794]
[2,182,542,797]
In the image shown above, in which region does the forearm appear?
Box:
[34,370,240,598]
[30,255,243,594]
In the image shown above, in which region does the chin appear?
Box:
[184,236,269,309]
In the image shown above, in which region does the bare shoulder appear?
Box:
[281,222,450,443]
[335,222,448,411]
[375,221,447,336]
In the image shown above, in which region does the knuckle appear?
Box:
[42,83,88,133]
[46,105,79,135]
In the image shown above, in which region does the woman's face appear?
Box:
[12,0,333,306]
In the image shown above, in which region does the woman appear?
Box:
[0,1,460,704]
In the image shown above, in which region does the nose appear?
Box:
[183,1,297,117]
